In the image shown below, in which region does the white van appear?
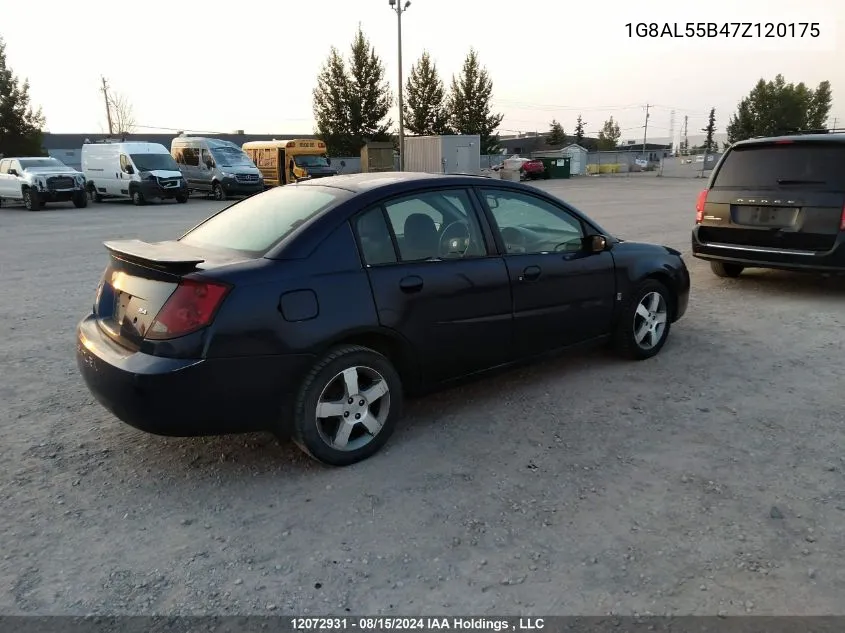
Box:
[82,141,189,205]
[171,137,264,200]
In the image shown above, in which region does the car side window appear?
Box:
[10,160,21,174]
[354,207,398,266]
[481,189,585,255]
[182,147,199,167]
[0,160,8,174]
[201,149,213,167]
[173,149,185,164]
[383,190,487,261]
[119,154,131,172]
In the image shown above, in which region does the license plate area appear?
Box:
[731,205,799,228]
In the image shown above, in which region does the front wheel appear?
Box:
[175,193,189,204]
[290,345,404,466]
[131,189,146,206]
[614,279,673,360]
[212,182,226,201]
[710,261,744,278]
[73,191,88,208]
[23,189,42,211]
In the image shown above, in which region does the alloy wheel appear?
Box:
[633,291,668,350]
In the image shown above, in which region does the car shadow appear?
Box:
[724,268,845,299]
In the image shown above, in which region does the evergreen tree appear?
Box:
[574,115,586,144]
[0,37,45,157]
[547,119,566,146]
[727,74,834,143]
[446,48,504,154]
[701,107,716,153]
[312,27,393,156]
[312,47,351,156]
[597,116,621,150]
[404,51,450,136]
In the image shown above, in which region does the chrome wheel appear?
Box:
[315,365,390,452]
[633,291,668,350]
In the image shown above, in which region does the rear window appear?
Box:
[180,185,342,255]
[713,142,845,190]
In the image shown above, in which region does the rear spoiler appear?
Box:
[104,239,205,272]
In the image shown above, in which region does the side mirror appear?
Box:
[124,165,135,175]
[588,234,609,252]
[205,161,214,169]
[340,160,346,168]
[8,169,18,176]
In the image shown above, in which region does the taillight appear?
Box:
[145,278,230,340]
[840,204,845,231]
[695,189,708,223]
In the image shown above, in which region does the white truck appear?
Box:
[0,156,88,211]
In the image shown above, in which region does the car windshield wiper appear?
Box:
[776,178,826,185]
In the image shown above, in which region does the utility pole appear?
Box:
[389,0,411,171]
[683,115,689,155]
[101,76,114,136]
[668,109,676,155]
[642,104,650,163]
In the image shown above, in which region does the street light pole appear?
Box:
[390,0,410,171]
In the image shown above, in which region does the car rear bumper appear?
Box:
[76,315,314,437]
[691,226,845,272]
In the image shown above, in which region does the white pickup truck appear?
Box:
[0,156,88,211]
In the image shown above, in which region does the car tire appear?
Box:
[291,345,404,467]
[212,182,226,201]
[73,192,88,208]
[710,261,744,278]
[131,188,146,206]
[175,193,189,204]
[23,188,41,211]
[614,279,673,361]
[88,183,103,203]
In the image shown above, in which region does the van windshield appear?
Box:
[211,146,255,168]
[294,155,330,168]
[130,153,179,172]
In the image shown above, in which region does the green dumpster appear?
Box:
[548,156,571,179]
[538,157,554,180]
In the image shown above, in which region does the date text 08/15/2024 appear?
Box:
[291,618,546,631]
[625,22,821,38]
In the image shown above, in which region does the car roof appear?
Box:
[297,171,519,193]
[732,132,845,148]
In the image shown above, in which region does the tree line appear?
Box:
[312,28,503,156]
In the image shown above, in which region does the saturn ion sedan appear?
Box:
[76,172,690,466]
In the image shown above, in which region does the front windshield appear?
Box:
[20,158,65,170]
[294,154,330,168]
[211,146,255,168]
[130,153,179,172]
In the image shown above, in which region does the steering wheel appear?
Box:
[439,221,471,257]
[553,238,583,253]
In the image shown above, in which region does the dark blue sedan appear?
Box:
[76,172,690,466]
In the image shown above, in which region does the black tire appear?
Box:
[290,345,404,466]
[88,183,104,203]
[23,188,41,211]
[73,192,88,208]
[710,261,744,278]
[614,279,673,361]
[212,182,226,201]
[131,188,146,206]
[175,193,189,204]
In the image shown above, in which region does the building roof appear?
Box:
[42,132,317,150]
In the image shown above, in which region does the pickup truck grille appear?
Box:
[47,176,75,190]
[158,178,181,189]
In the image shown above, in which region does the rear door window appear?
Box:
[713,142,845,191]
[180,185,342,255]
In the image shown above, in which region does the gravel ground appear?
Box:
[2,177,844,616]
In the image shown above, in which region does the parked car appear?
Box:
[171,136,264,200]
[520,159,545,180]
[76,173,690,466]
[0,156,87,211]
[83,141,189,205]
[692,132,845,277]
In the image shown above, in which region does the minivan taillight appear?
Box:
[840,204,845,231]
[145,278,230,340]
[695,189,709,223]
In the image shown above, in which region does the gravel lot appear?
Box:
[2,177,845,616]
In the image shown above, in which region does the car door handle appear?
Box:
[519,265,541,282]
[399,275,424,293]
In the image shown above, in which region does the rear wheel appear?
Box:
[131,188,146,206]
[290,345,403,466]
[614,279,672,360]
[212,182,226,201]
[23,188,41,211]
[710,261,744,278]
[73,191,88,208]
[175,193,189,204]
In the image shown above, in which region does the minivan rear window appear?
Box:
[180,185,342,255]
[713,142,845,190]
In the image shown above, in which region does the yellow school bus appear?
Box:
[242,139,338,186]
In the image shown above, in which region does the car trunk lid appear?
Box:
[93,240,244,350]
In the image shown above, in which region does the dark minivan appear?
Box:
[692,132,845,277]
